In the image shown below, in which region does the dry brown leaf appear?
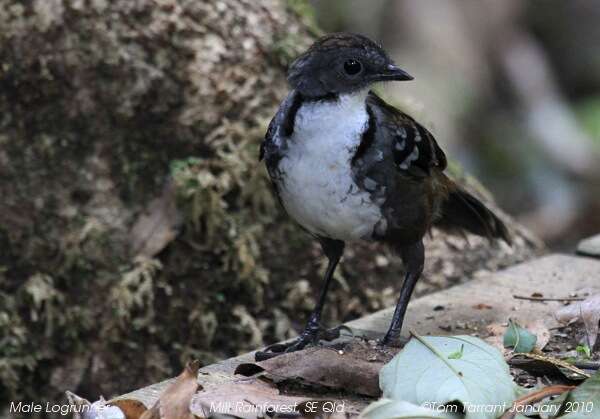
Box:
[139,403,160,419]
[65,392,94,419]
[294,400,350,419]
[555,293,600,348]
[485,319,550,354]
[130,181,182,258]
[191,377,306,419]
[508,355,589,381]
[527,320,551,350]
[484,322,514,355]
[140,360,202,419]
[235,342,396,397]
[511,352,591,380]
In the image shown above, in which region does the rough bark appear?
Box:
[0,0,540,406]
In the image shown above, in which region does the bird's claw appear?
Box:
[255,325,342,361]
[378,331,409,348]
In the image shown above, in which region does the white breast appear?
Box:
[277,90,383,241]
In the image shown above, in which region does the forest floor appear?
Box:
[99,248,600,418]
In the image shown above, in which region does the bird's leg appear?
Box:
[297,238,345,344]
[255,238,344,361]
[381,241,424,346]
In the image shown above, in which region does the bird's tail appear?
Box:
[434,180,512,245]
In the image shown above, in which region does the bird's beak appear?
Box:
[373,64,413,82]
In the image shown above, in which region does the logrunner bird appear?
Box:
[258,33,510,360]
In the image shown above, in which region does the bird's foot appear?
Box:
[255,323,341,361]
[378,330,409,348]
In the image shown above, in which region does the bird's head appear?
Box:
[287,32,412,98]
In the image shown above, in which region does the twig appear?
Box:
[513,295,585,302]
[499,385,574,419]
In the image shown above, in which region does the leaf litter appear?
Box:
[236,340,398,397]
[69,326,600,419]
[361,399,461,419]
[66,291,600,419]
[106,360,202,419]
[498,385,574,419]
[191,377,307,419]
[365,332,600,419]
[378,333,517,419]
[555,294,600,349]
[485,319,550,355]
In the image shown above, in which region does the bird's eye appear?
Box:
[343,59,362,76]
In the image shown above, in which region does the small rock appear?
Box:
[577,234,600,258]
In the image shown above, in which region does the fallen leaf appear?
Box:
[130,180,182,258]
[556,294,600,348]
[140,360,201,419]
[379,333,518,419]
[295,400,350,419]
[360,399,459,419]
[191,377,307,419]
[528,320,551,351]
[499,385,574,419]
[548,370,600,418]
[486,319,550,353]
[473,303,493,310]
[485,324,510,355]
[66,392,93,419]
[236,342,394,397]
[504,319,537,353]
[509,353,590,380]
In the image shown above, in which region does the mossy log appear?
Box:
[0,0,540,406]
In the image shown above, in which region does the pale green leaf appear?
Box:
[503,319,537,353]
[360,399,461,419]
[380,334,518,419]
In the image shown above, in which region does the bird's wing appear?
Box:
[259,117,276,161]
[366,92,447,179]
[260,90,303,163]
[259,105,282,162]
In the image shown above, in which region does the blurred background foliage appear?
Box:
[0,0,597,415]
